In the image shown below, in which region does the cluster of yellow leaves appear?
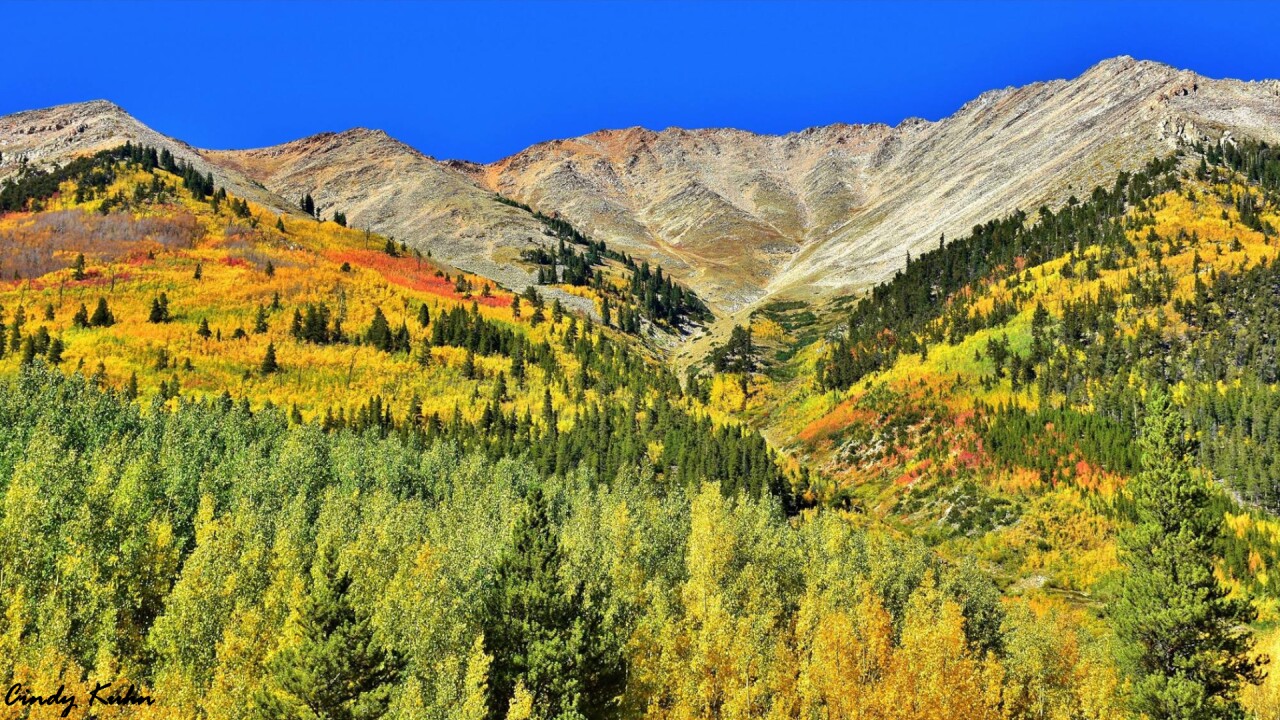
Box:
[1243,626,1280,719]
[793,578,1004,720]
[0,168,647,429]
[623,489,1123,720]
[1224,511,1280,597]
[749,316,787,344]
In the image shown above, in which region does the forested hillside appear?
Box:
[795,139,1280,544]
[699,138,1280,717]
[4,135,1280,719]
[0,145,784,500]
[0,364,1122,719]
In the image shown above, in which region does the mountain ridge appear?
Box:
[5,56,1280,319]
[0,98,288,211]
[203,125,554,294]
[468,55,1280,310]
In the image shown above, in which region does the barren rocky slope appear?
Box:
[205,130,551,290]
[474,57,1280,310]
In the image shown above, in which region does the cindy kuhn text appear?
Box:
[5,682,154,717]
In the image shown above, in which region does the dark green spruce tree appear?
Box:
[89,297,114,327]
[482,487,624,720]
[251,546,403,720]
[260,342,280,375]
[148,293,171,323]
[365,307,392,351]
[1113,392,1265,719]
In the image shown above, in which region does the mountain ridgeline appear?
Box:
[7,57,1280,313]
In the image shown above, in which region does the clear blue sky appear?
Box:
[3,1,1278,162]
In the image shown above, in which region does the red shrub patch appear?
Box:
[328,249,511,308]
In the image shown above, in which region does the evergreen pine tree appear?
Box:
[365,308,392,351]
[541,389,556,437]
[1113,392,1265,719]
[89,298,114,327]
[462,348,477,380]
[149,293,171,323]
[481,488,624,720]
[19,337,36,367]
[45,337,64,365]
[7,308,20,352]
[260,342,280,375]
[251,545,403,720]
[511,344,526,387]
[492,372,508,403]
[392,322,410,354]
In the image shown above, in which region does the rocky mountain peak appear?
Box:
[0,98,285,210]
[470,56,1280,311]
[6,56,1280,323]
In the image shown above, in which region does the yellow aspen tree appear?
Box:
[676,485,737,717]
[796,584,895,720]
[882,573,1000,720]
[460,634,492,720]
[506,680,534,720]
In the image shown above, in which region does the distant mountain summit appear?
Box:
[4,57,1280,315]
[472,56,1280,308]
[0,99,281,209]
[205,129,550,292]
